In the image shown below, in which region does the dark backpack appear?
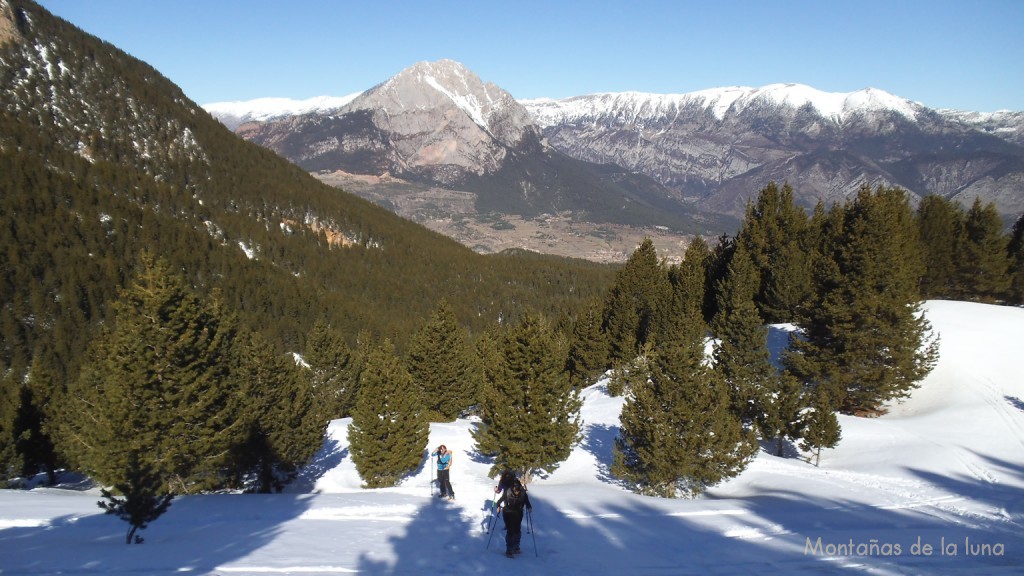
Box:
[504,481,526,510]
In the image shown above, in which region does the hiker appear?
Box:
[431,445,455,500]
[495,471,532,557]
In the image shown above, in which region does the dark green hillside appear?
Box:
[0,0,614,383]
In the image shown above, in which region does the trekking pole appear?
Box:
[486,506,499,549]
[527,507,538,557]
[429,454,434,497]
[485,500,497,533]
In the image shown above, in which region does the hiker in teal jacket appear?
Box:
[431,445,455,500]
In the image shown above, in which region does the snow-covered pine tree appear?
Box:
[473,312,581,481]
[347,339,428,488]
[231,330,326,493]
[407,299,480,421]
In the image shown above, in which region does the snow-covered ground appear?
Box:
[1,300,1022,575]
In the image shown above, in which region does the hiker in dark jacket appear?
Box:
[495,472,532,557]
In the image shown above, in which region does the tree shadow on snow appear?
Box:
[1004,395,1024,413]
[0,491,314,574]
[287,437,346,493]
[350,483,1024,576]
[905,452,1024,532]
[581,422,624,486]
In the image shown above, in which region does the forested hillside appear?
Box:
[0,0,613,379]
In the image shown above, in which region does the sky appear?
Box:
[33,1,1024,112]
[1,299,1022,574]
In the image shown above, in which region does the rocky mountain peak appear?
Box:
[347,59,535,150]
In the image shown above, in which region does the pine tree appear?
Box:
[799,387,841,467]
[711,245,774,424]
[916,194,962,299]
[784,186,938,414]
[406,299,480,421]
[566,298,610,389]
[704,234,736,324]
[614,339,757,498]
[602,238,671,367]
[1008,213,1024,305]
[232,330,326,493]
[615,257,756,498]
[347,339,429,488]
[11,373,61,485]
[662,238,711,339]
[759,371,806,457]
[55,253,246,495]
[97,452,173,544]
[736,182,813,323]
[956,198,1011,303]
[303,318,356,419]
[0,369,18,481]
[473,313,581,480]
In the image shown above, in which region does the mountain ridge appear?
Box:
[206,61,1024,231]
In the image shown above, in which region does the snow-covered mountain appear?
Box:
[206,61,1024,227]
[214,60,714,233]
[203,94,362,130]
[523,84,922,126]
[522,85,1024,218]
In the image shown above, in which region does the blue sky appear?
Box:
[37,0,1024,112]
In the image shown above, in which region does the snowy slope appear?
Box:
[1,300,1022,575]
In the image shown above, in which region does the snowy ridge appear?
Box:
[203,94,361,127]
[522,83,923,125]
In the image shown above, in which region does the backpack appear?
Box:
[504,481,526,510]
